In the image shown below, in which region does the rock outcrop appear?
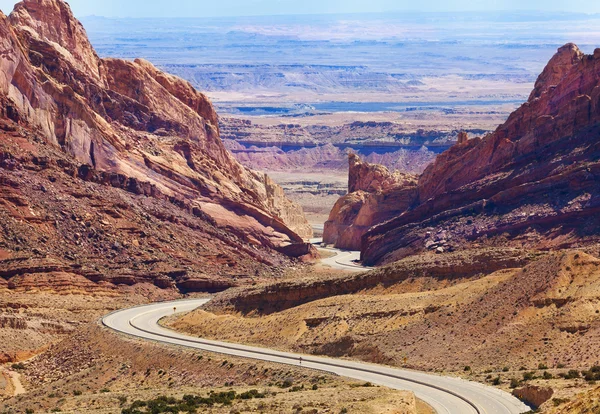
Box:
[513,385,554,408]
[323,154,417,250]
[0,0,314,292]
[359,44,600,265]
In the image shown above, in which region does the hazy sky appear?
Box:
[1,0,599,18]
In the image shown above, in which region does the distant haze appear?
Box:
[1,0,600,18]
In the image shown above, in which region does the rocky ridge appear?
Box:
[323,154,418,250]
[340,43,600,265]
[0,0,314,293]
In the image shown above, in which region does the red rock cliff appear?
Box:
[362,44,600,265]
[1,0,312,244]
[323,154,417,250]
[0,0,314,293]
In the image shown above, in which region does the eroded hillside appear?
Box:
[0,0,315,295]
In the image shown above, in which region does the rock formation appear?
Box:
[358,44,600,265]
[512,385,554,409]
[0,0,314,292]
[323,154,417,250]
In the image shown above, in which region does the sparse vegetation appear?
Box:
[582,366,600,382]
[121,391,267,413]
[280,379,294,388]
[560,370,580,380]
[552,397,570,406]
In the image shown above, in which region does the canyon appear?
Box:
[322,44,600,264]
[167,44,600,413]
[2,1,600,413]
[0,0,315,296]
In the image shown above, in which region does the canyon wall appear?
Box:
[0,0,314,293]
[360,44,600,265]
[323,154,417,250]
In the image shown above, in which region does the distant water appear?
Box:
[218,100,522,115]
[311,100,523,113]
[232,142,450,154]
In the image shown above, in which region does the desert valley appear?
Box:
[1,1,600,414]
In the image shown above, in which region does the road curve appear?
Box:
[311,238,370,272]
[102,299,530,414]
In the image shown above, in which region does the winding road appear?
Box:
[310,237,368,272]
[102,299,530,414]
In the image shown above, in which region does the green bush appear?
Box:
[522,372,536,381]
[121,391,262,414]
[563,370,580,380]
[280,379,294,388]
[510,378,521,388]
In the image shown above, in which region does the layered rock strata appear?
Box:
[0,0,314,292]
[323,154,417,250]
[351,44,600,265]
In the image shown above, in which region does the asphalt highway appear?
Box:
[103,299,531,414]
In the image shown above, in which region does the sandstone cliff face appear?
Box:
[323,154,417,250]
[361,44,600,265]
[1,0,312,245]
[0,0,313,293]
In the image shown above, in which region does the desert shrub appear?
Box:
[552,398,570,406]
[543,371,553,380]
[121,391,261,414]
[510,378,521,388]
[280,379,294,388]
[582,368,600,382]
[238,389,265,400]
[563,370,580,380]
[464,366,472,372]
[492,376,502,385]
[522,372,536,381]
[538,363,548,370]
[73,390,82,396]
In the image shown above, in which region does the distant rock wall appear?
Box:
[323,154,417,250]
[360,44,600,265]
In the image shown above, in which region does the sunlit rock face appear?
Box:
[0,0,316,294]
[362,43,600,265]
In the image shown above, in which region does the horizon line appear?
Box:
[77,9,600,20]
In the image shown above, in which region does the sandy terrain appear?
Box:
[0,318,429,414]
[169,249,600,411]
